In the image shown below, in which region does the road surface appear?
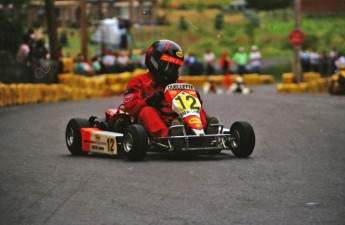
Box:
[0,85,344,225]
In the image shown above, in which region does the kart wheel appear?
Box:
[66,118,90,155]
[123,124,148,161]
[229,121,255,158]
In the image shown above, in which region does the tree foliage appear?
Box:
[246,0,292,11]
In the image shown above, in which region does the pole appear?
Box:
[98,0,105,52]
[129,0,134,23]
[294,0,302,83]
[80,0,88,60]
[45,0,59,60]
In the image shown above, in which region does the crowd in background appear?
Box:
[13,28,345,83]
[300,47,345,76]
[14,29,63,83]
[184,45,262,76]
[72,45,263,77]
[73,49,146,76]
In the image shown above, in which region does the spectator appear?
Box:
[15,35,31,65]
[34,38,48,61]
[128,49,139,69]
[139,49,147,69]
[102,50,116,73]
[249,45,262,74]
[329,46,338,74]
[219,52,232,88]
[300,47,310,72]
[335,53,345,68]
[233,47,248,76]
[310,47,320,72]
[320,50,329,77]
[118,18,130,50]
[219,52,232,75]
[15,35,32,83]
[186,52,203,75]
[203,49,216,75]
[74,53,93,76]
[117,51,131,72]
[92,56,102,74]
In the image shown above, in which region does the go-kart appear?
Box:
[65,83,255,161]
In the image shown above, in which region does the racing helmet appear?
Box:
[145,40,184,85]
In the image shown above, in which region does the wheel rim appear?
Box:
[66,127,74,146]
[123,133,133,153]
[230,129,240,149]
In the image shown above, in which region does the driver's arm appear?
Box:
[123,78,147,117]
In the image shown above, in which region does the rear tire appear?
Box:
[229,121,255,158]
[123,124,148,161]
[66,118,90,155]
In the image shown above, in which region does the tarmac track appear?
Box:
[0,85,344,225]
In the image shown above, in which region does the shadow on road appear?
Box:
[61,151,255,162]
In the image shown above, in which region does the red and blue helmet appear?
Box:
[145,40,184,85]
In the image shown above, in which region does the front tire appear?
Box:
[229,121,255,158]
[123,124,148,161]
[66,118,90,155]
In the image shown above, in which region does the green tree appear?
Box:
[214,13,224,30]
[179,16,188,30]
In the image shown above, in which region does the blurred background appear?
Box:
[0,0,344,89]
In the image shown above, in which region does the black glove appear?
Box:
[146,91,164,109]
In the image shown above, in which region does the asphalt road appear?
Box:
[1,85,344,225]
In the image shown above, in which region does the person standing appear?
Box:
[219,52,232,75]
[219,52,232,88]
[233,47,248,76]
[310,48,320,73]
[249,45,262,74]
[320,50,329,77]
[300,47,311,73]
[329,47,338,74]
[203,49,216,75]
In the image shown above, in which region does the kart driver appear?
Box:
[123,39,218,138]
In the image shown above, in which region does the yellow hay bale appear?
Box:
[131,69,147,77]
[306,81,320,93]
[303,72,321,83]
[243,74,260,85]
[296,83,308,93]
[276,84,284,93]
[207,75,224,86]
[0,83,4,107]
[60,57,74,73]
[276,83,299,93]
[181,76,208,87]
[259,75,275,84]
[282,73,294,84]
[316,78,328,93]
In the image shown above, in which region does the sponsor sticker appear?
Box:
[176,51,183,58]
[160,54,184,66]
[166,83,195,91]
[124,93,133,102]
[189,117,201,124]
[188,117,201,128]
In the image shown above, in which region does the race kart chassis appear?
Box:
[66,83,255,161]
[152,124,231,152]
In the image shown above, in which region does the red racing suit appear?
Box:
[123,71,207,137]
